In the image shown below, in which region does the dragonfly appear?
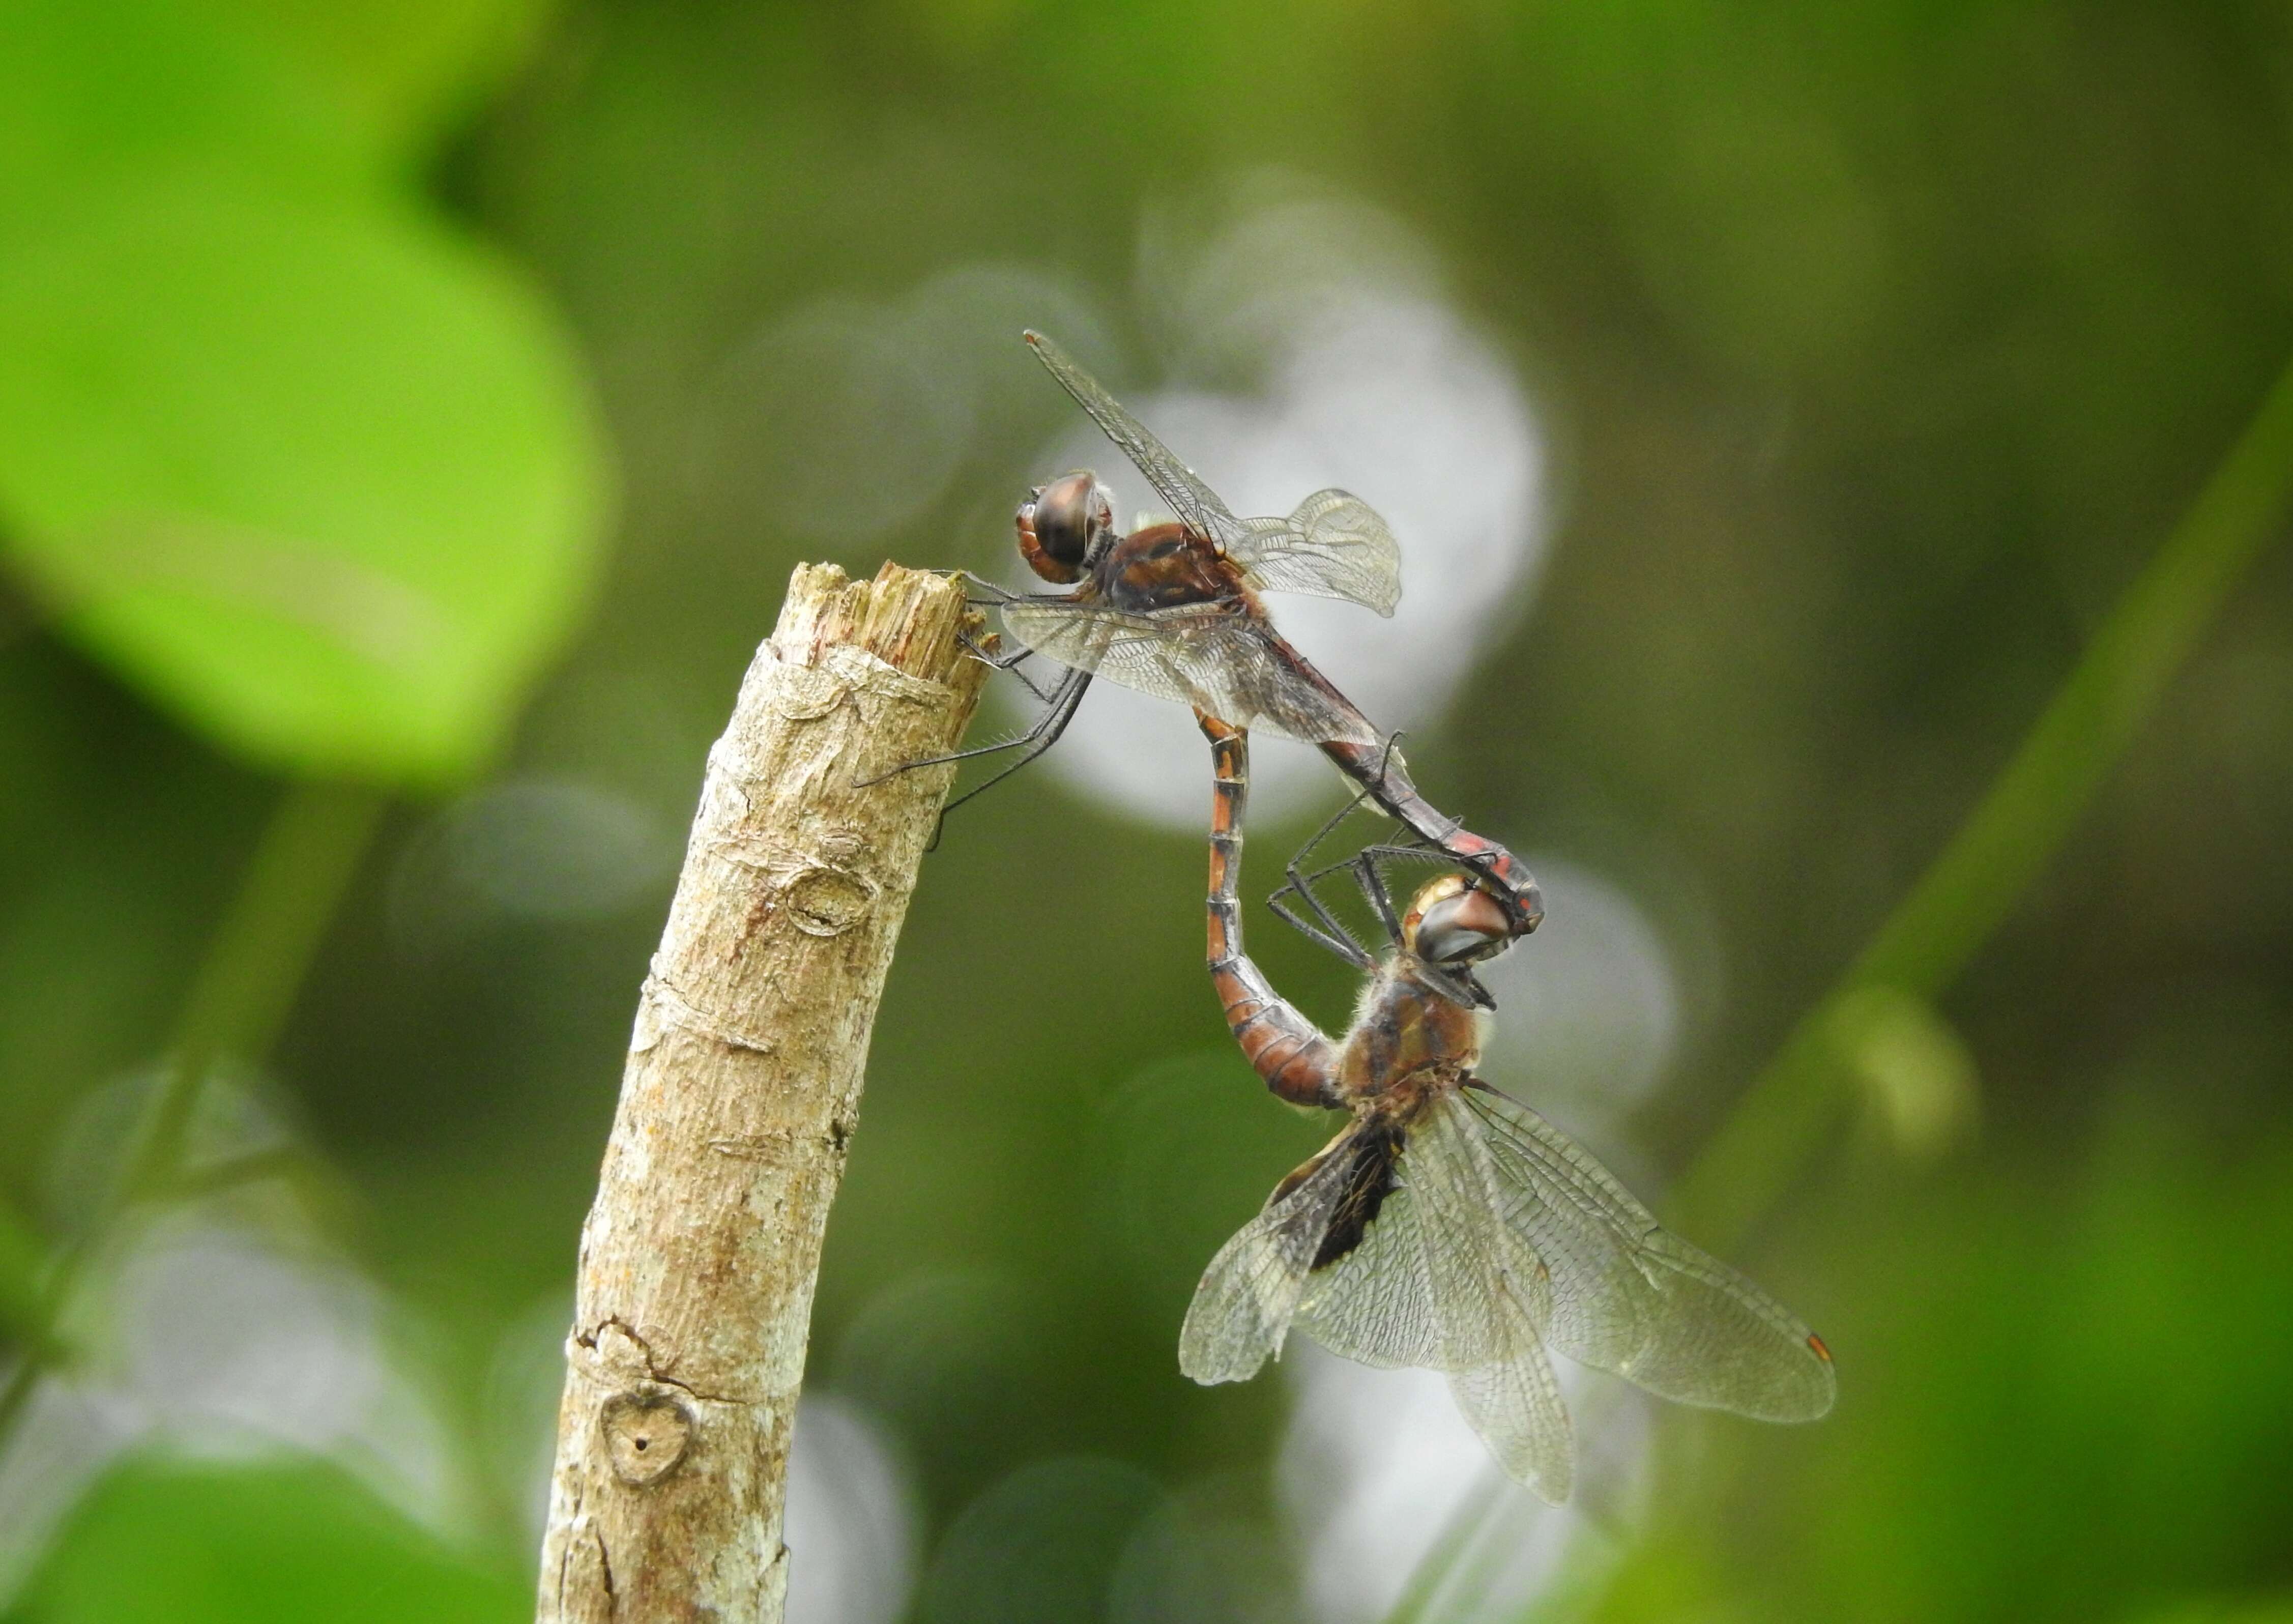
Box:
[1184,712,1836,1501]
[896,330,1544,940]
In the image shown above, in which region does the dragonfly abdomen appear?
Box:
[1204,714,1339,1108]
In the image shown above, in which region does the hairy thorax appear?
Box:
[1093,524,1255,614]
[1335,960,1483,1125]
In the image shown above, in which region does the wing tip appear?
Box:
[1177,1348,1267,1386]
[1776,1337,1841,1422]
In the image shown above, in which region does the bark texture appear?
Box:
[535,562,986,1623]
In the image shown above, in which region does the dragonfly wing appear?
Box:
[1293,1178,1442,1369]
[1448,1343,1574,1506]
[1232,490,1402,616]
[1411,1093,1575,1500]
[1179,1130,1360,1385]
[1025,331,1245,549]
[1459,1081,1838,1422]
[1163,622,1382,747]
[1404,1093,1551,1359]
[1000,601,1382,748]
[998,599,1205,709]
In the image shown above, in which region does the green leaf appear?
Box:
[0,167,611,785]
[12,1455,525,1623]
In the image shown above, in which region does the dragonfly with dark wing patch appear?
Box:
[1184,712,1836,1501]
[889,330,1544,940]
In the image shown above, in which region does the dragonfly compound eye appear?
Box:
[1015,470,1106,583]
[1410,881,1514,966]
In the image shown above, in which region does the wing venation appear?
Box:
[1180,1132,1360,1384]
[1460,1083,1837,1422]
[997,599,1380,747]
[1232,489,1402,616]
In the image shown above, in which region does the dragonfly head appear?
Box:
[1403,875,1512,1007]
[1015,470,1115,584]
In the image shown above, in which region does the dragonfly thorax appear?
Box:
[1098,523,1253,615]
[1337,960,1484,1113]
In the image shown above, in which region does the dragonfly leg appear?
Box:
[1347,848,1407,950]
[1268,884,1376,971]
[956,626,1058,702]
[957,626,1031,670]
[859,664,1087,782]
[1265,783,1383,968]
[950,571,1025,610]
[916,669,1092,849]
[1343,841,1500,1008]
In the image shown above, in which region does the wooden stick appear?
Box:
[535,562,986,1623]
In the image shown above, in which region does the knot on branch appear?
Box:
[600,1389,694,1487]
[782,864,875,936]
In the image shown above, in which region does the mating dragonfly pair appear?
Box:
[893,332,1835,1501]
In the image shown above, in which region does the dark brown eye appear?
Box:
[1412,884,1512,965]
[1014,470,1107,583]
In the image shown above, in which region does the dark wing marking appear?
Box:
[1025,331,1243,549]
[998,599,1381,747]
[1292,1135,1442,1369]
[1231,490,1402,616]
[1180,1130,1362,1384]
[1459,1082,1837,1423]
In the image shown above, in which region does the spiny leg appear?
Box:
[1347,841,1495,1009]
[859,663,1089,785]
[1348,847,1406,949]
[1263,778,1379,962]
[1316,728,1546,938]
[1267,885,1376,971]
[935,567,1020,605]
[960,627,1034,672]
[959,626,1059,703]
[919,666,1093,848]
[1267,762,1434,967]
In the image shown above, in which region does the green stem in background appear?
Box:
[1382,1472,1508,1624]
[0,1200,49,1352]
[1377,349,2293,1624]
[0,778,384,1441]
[1671,349,2293,1250]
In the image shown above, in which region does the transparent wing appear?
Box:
[997,598,1207,710]
[1025,331,1244,549]
[1459,1082,1837,1423]
[1403,1094,1551,1361]
[1410,1095,1575,1500]
[1449,1343,1573,1505]
[1179,1132,1361,1384]
[999,599,1380,747]
[1231,490,1402,617]
[1293,1179,1441,1369]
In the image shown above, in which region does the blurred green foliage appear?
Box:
[3,0,2292,1620]
[1590,1091,2293,1622]
[0,0,607,784]
[12,1459,527,1622]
